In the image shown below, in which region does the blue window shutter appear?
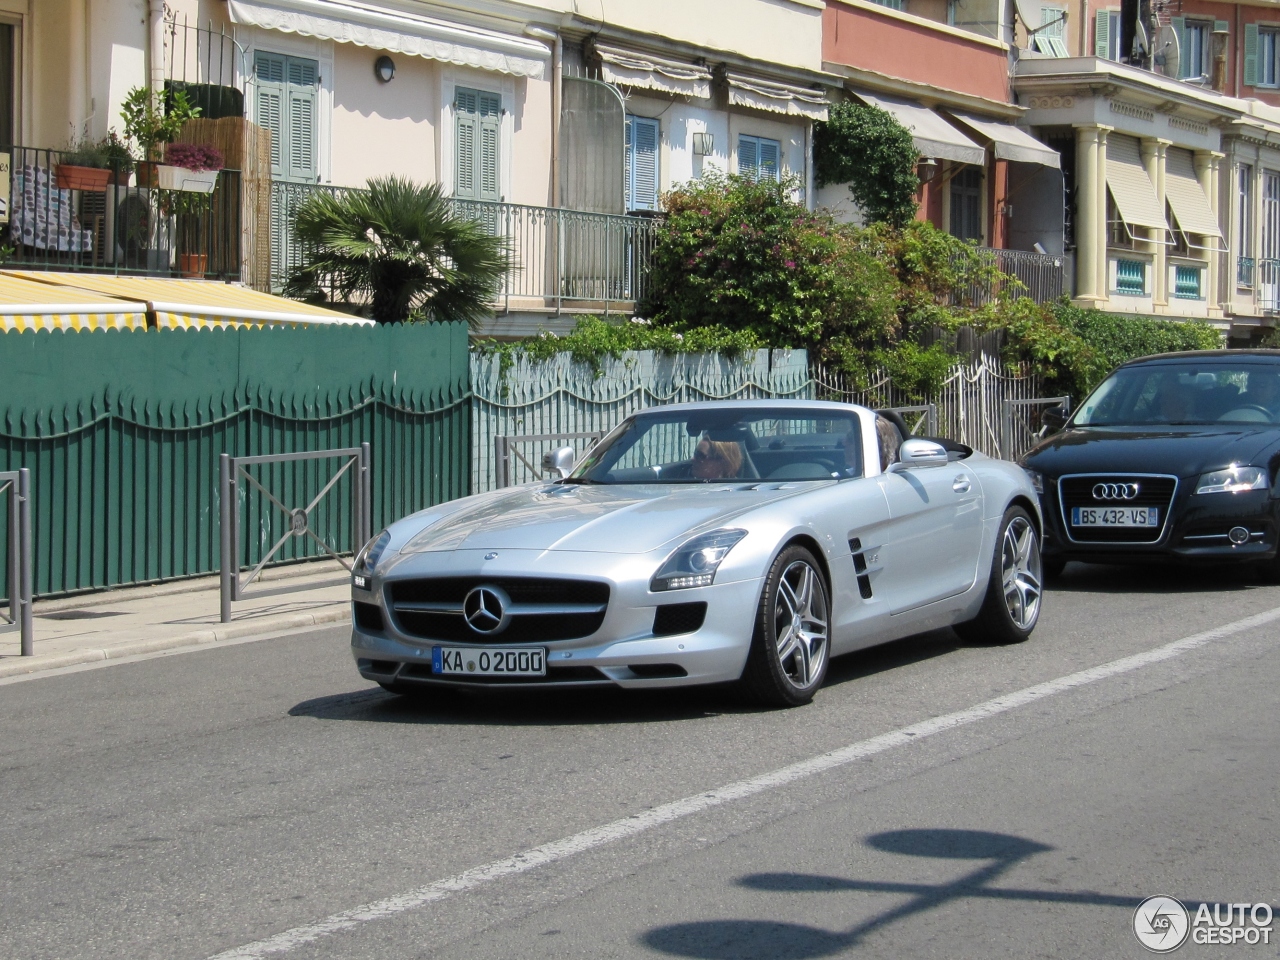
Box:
[758,139,780,182]
[738,135,759,178]
[1245,23,1260,86]
[286,85,317,182]
[1095,9,1110,58]
[627,116,659,211]
[255,52,318,183]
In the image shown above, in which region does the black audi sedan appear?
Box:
[1020,350,1280,580]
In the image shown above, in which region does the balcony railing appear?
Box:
[1,146,242,280]
[269,181,660,312]
[958,246,1064,305]
[1257,259,1280,312]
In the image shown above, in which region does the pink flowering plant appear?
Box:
[164,143,224,171]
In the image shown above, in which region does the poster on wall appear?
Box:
[0,151,10,224]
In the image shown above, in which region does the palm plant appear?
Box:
[284,176,510,326]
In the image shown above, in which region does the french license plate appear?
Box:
[1072,506,1159,527]
[432,646,546,677]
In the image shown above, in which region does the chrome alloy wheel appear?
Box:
[1000,516,1042,631]
[772,559,829,689]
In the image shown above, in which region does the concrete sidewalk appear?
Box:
[0,562,352,679]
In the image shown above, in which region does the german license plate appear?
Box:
[432,646,546,677]
[1072,506,1158,527]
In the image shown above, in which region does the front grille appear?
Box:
[1058,474,1177,543]
[653,602,707,637]
[388,577,609,643]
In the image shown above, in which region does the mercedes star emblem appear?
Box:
[1092,482,1140,500]
[463,585,511,635]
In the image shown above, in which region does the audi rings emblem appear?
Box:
[1092,482,1140,500]
[463,585,511,635]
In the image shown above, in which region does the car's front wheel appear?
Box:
[955,506,1042,645]
[741,545,830,707]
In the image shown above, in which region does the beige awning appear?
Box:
[1105,135,1170,232]
[593,43,712,99]
[1165,148,1223,238]
[854,91,985,165]
[0,273,148,333]
[725,72,829,121]
[947,111,1061,168]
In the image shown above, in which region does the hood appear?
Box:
[1022,425,1280,478]
[397,482,815,555]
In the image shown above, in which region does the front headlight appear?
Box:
[1195,465,1269,495]
[353,529,391,588]
[1022,468,1044,495]
[651,529,747,592]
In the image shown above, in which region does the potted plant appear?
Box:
[100,130,136,185]
[121,86,201,187]
[159,142,223,193]
[55,136,112,192]
[161,144,225,277]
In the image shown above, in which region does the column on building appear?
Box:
[1195,150,1224,315]
[1140,138,1170,308]
[1073,124,1108,302]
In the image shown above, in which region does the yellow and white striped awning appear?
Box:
[0,274,148,333]
[2,272,372,329]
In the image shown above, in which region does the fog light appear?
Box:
[1228,526,1250,545]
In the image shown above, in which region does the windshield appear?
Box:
[1073,363,1280,427]
[568,408,862,484]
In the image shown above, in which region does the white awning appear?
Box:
[725,71,829,121]
[594,44,712,99]
[947,111,1061,168]
[1105,135,1170,232]
[227,0,547,79]
[854,91,985,165]
[1165,148,1223,238]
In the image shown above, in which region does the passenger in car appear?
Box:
[875,415,902,472]
[1245,373,1280,418]
[692,437,744,480]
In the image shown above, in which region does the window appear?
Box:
[1094,10,1122,61]
[255,51,318,183]
[871,0,905,9]
[1036,6,1069,56]
[1247,25,1278,87]
[950,166,982,242]
[738,135,780,182]
[1176,19,1212,80]
[625,115,660,212]
[455,88,501,202]
[1174,265,1203,299]
[1115,259,1146,296]
[1240,164,1255,286]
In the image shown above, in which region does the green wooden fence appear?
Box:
[0,322,470,598]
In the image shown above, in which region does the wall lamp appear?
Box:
[375,55,396,83]
[917,157,938,183]
[692,131,714,157]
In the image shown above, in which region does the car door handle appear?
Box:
[952,475,971,494]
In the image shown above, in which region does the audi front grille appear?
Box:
[387,577,610,643]
[1057,474,1178,544]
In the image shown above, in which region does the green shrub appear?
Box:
[814,102,920,227]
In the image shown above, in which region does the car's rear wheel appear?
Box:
[741,545,830,707]
[955,506,1042,645]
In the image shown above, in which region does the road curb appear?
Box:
[0,605,351,679]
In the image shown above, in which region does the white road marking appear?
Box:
[207,603,1280,960]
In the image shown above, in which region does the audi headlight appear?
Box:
[1196,466,1269,495]
[353,530,391,589]
[651,529,747,592]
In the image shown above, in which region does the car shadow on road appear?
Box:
[638,827,1185,959]
[288,630,964,726]
[1048,561,1264,594]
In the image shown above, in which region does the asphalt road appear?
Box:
[2,563,1279,960]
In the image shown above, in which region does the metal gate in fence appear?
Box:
[0,469,33,656]
[1000,397,1071,461]
[494,432,603,489]
[219,447,371,623]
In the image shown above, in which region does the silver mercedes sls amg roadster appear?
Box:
[350,400,1043,706]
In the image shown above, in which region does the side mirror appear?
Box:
[889,438,949,471]
[1041,405,1070,434]
[542,446,577,479]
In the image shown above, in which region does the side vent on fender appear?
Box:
[848,537,874,599]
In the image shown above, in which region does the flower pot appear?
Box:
[178,253,208,278]
[135,160,160,188]
[106,168,133,187]
[155,164,219,193]
[54,164,111,192]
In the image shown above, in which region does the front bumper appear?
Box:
[350,548,764,690]
[1040,482,1280,565]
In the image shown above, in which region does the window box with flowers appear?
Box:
[157,143,223,193]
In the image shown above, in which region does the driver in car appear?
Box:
[692,437,744,480]
[1245,373,1280,419]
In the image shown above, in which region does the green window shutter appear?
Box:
[627,116,659,211]
[254,52,287,178]
[256,52,318,183]
[758,139,780,182]
[478,91,501,202]
[455,114,477,199]
[738,135,759,178]
[1245,23,1260,86]
[1095,9,1110,58]
[455,88,500,201]
[1172,17,1187,76]
[286,86,317,182]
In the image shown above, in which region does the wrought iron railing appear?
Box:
[269,181,660,311]
[1257,259,1280,312]
[960,246,1064,305]
[1,146,242,279]
[1238,256,1255,288]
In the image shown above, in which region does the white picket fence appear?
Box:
[470,350,1051,492]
